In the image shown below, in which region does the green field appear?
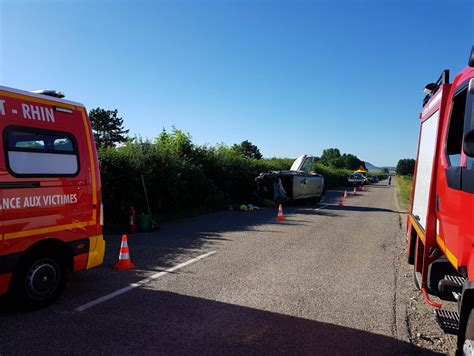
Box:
[396,175,413,211]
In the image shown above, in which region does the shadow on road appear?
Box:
[0,290,439,355]
[0,188,402,315]
[323,205,407,214]
[59,187,402,300]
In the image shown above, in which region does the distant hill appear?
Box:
[364,162,382,172]
[364,162,396,174]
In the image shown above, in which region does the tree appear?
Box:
[155,127,194,159]
[89,108,129,149]
[321,148,341,161]
[381,167,390,175]
[319,148,364,170]
[232,140,262,159]
[396,159,415,175]
[340,153,364,170]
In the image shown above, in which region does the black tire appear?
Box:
[465,309,474,343]
[10,251,68,310]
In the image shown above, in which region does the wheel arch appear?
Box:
[15,238,74,275]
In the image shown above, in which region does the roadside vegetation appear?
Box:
[395,158,415,211]
[396,176,413,211]
[91,108,382,230]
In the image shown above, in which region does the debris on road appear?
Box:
[228,204,260,211]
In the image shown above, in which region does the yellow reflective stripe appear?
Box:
[5,221,89,240]
[409,215,426,244]
[436,234,459,270]
[0,90,77,110]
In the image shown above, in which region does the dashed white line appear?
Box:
[75,250,217,312]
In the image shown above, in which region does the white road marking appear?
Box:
[75,251,217,312]
[315,204,329,210]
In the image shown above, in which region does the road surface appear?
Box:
[0,181,439,355]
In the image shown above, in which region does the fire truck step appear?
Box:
[445,275,466,285]
[435,309,459,335]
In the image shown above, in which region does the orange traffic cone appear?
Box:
[344,190,348,199]
[353,187,357,195]
[276,204,285,221]
[339,195,344,207]
[113,235,135,270]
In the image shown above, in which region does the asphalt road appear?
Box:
[0,181,439,355]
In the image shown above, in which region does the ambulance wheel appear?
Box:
[11,252,68,310]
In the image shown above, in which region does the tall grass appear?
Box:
[396,175,413,211]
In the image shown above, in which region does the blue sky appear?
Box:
[1,0,473,166]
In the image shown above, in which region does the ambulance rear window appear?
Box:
[4,127,79,177]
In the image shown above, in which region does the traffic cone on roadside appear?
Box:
[113,235,135,270]
[344,190,348,199]
[276,204,285,221]
[353,187,357,196]
[338,195,344,207]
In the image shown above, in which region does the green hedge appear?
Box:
[99,131,293,231]
[313,164,352,188]
[99,129,365,231]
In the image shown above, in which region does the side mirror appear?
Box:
[464,129,474,157]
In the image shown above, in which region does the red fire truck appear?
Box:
[0,86,105,309]
[407,47,474,353]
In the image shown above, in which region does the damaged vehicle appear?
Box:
[256,155,325,204]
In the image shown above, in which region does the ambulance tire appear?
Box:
[11,251,68,310]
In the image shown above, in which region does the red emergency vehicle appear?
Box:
[407,47,474,353]
[0,86,105,309]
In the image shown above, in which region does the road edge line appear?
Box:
[75,251,217,312]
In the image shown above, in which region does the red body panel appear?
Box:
[435,68,474,281]
[409,67,474,286]
[0,87,104,295]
